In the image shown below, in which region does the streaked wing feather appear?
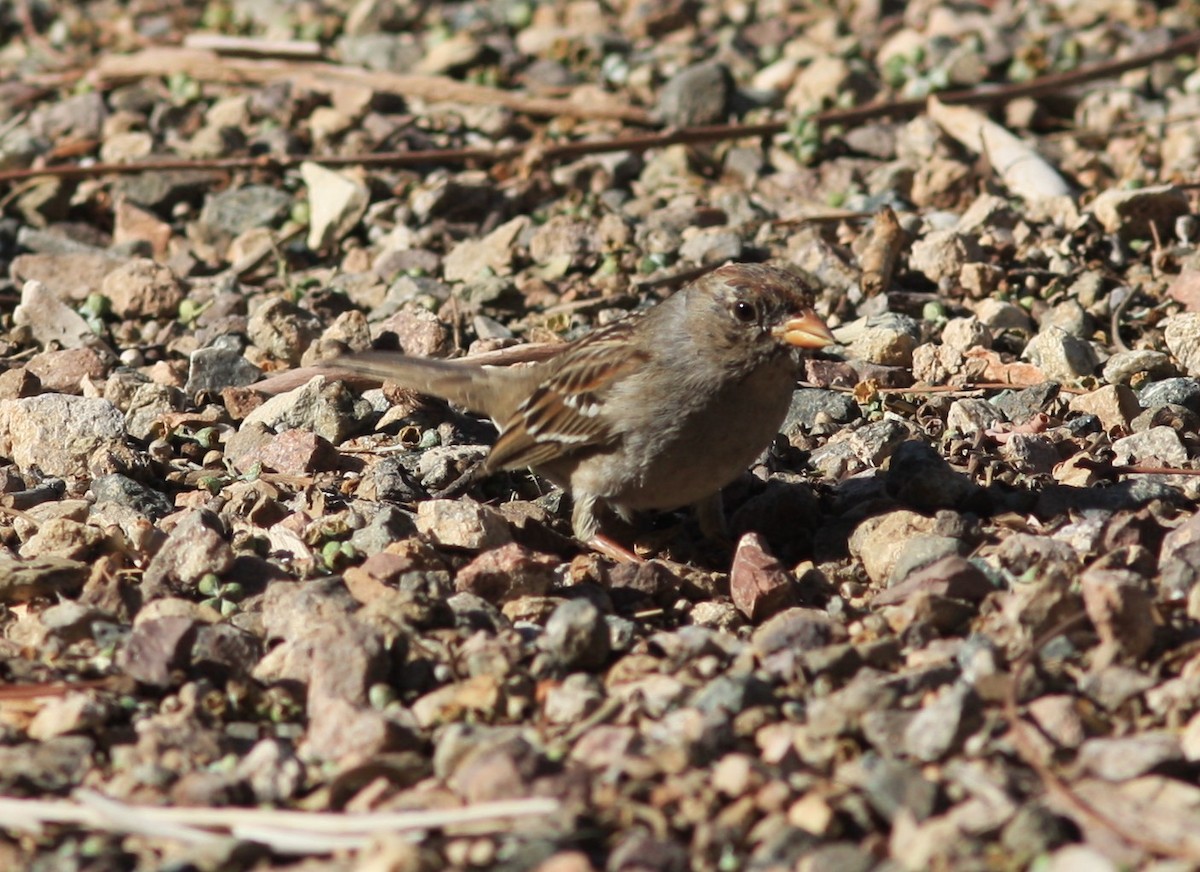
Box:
[485,321,650,471]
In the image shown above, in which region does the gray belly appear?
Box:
[568,360,796,511]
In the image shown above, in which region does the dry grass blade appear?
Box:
[0,791,560,854]
[74,790,232,847]
[927,97,1071,200]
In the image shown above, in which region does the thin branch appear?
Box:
[829,382,1089,396]
[0,679,110,701]
[0,790,561,855]
[1084,460,1200,479]
[817,30,1200,130]
[4,31,1200,186]
[90,47,653,125]
[182,34,324,60]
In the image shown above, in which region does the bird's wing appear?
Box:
[486,321,650,471]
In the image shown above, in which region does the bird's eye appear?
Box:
[732,301,757,323]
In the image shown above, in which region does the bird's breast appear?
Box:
[570,355,797,510]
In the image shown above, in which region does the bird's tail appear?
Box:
[320,351,523,422]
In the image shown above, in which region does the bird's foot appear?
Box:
[586,533,644,564]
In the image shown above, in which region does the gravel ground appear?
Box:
[4,1,1200,870]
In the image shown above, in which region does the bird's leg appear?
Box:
[587,533,644,564]
[573,492,643,563]
[693,491,730,542]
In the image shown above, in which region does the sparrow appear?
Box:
[325,263,834,554]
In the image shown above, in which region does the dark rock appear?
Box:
[191,623,263,681]
[541,598,611,671]
[1137,377,1200,412]
[730,532,798,622]
[197,185,291,240]
[116,615,197,687]
[782,388,861,434]
[857,754,939,823]
[90,473,173,520]
[186,346,262,394]
[991,382,1061,424]
[884,440,980,510]
[656,62,731,127]
[751,607,848,658]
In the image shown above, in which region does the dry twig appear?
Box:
[0,790,561,855]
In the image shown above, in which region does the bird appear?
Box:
[324,262,835,556]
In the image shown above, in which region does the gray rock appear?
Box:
[1022,327,1099,380]
[956,193,1020,234]
[446,592,507,635]
[808,419,913,480]
[90,473,172,520]
[186,346,262,394]
[751,607,848,658]
[348,505,417,556]
[992,382,1060,424]
[1077,731,1182,781]
[541,598,610,670]
[847,312,923,366]
[198,185,291,239]
[903,683,979,761]
[858,754,939,823]
[1001,433,1060,474]
[783,389,860,433]
[1089,183,1189,241]
[973,298,1033,334]
[909,230,982,283]
[236,739,304,804]
[606,615,638,653]
[1000,805,1074,864]
[29,91,106,141]
[241,376,373,444]
[946,397,1003,436]
[12,279,101,350]
[142,510,235,598]
[1138,376,1200,412]
[123,382,186,441]
[543,673,605,724]
[1102,349,1175,384]
[336,33,422,72]
[795,844,876,872]
[416,498,511,551]
[356,456,427,503]
[861,709,918,754]
[657,61,730,127]
[0,395,125,478]
[1112,425,1187,467]
[1039,299,1093,338]
[940,315,991,352]
[1164,312,1200,376]
[691,673,772,716]
[679,229,742,265]
[247,298,322,366]
[115,169,220,210]
[528,216,599,270]
[888,536,967,586]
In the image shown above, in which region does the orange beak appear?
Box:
[774,309,836,349]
